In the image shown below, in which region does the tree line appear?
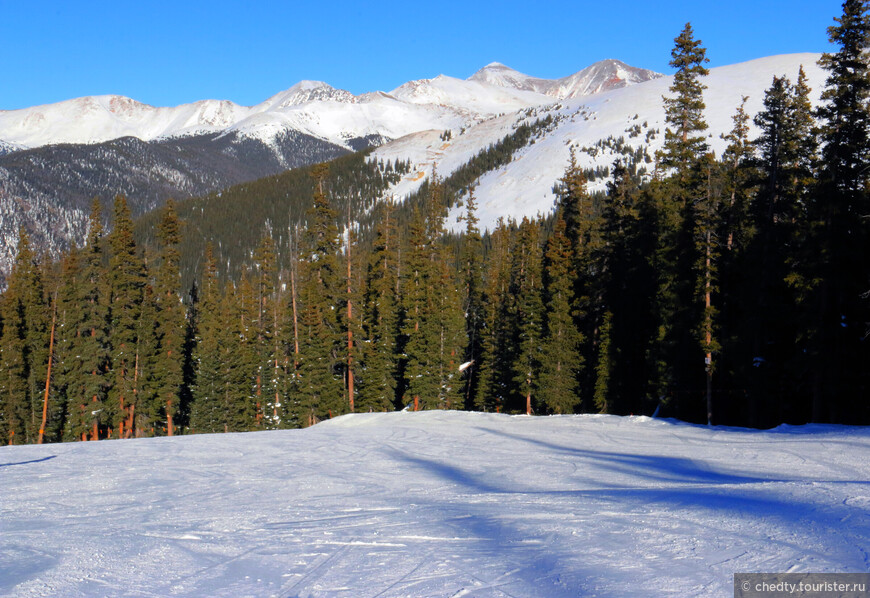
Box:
[1,1,867,444]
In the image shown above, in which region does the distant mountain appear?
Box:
[0,59,661,153]
[468,59,662,98]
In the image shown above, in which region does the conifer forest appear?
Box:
[1,2,869,445]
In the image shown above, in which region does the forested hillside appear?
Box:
[1,2,867,444]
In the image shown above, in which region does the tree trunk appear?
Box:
[38,299,57,445]
[167,400,174,436]
[705,230,713,426]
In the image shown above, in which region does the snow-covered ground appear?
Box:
[2,411,868,597]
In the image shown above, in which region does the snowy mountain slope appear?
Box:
[372,53,825,231]
[2,411,868,597]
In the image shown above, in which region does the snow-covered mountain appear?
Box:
[371,53,826,231]
[0,58,660,153]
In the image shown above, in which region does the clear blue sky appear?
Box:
[0,0,844,110]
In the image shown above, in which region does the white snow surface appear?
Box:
[2,411,868,597]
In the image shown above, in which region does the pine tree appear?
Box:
[655,23,711,420]
[742,73,819,424]
[593,159,654,415]
[807,0,870,422]
[190,245,225,433]
[510,217,544,415]
[359,201,400,412]
[459,188,484,410]
[555,151,600,407]
[107,196,147,438]
[474,218,514,412]
[0,230,41,444]
[152,199,185,435]
[538,214,583,414]
[659,22,710,183]
[67,200,111,441]
[295,164,344,424]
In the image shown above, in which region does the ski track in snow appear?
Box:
[1,411,868,597]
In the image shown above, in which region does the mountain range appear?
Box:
[0,54,826,281]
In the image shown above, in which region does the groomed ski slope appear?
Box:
[2,411,868,597]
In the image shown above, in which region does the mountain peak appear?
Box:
[468,59,661,99]
[260,80,355,109]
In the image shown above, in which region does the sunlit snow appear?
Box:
[2,411,868,597]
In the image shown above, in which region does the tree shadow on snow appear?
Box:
[0,455,56,468]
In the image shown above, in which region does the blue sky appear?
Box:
[0,0,844,110]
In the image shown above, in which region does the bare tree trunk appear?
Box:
[38,298,57,444]
[705,230,713,426]
[347,212,354,413]
[167,400,174,436]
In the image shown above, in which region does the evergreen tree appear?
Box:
[509,217,544,415]
[295,164,344,424]
[153,199,185,435]
[659,22,710,182]
[593,160,655,415]
[655,23,711,420]
[459,188,484,410]
[538,214,583,414]
[474,218,514,412]
[0,230,41,444]
[807,0,870,421]
[67,200,111,440]
[107,196,147,438]
[359,201,400,412]
[189,245,225,433]
[556,151,601,405]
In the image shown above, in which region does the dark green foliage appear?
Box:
[474,219,514,412]
[459,189,484,410]
[359,202,401,412]
[107,196,147,437]
[0,230,44,444]
[805,0,870,422]
[295,165,345,424]
[538,215,583,414]
[509,218,544,414]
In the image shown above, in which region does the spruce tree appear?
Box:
[474,218,514,412]
[190,245,225,433]
[593,159,654,415]
[360,201,400,412]
[743,74,819,424]
[153,199,185,435]
[655,23,711,420]
[509,217,544,415]
[538,214,583,414]
[295,164,344,424]
[0,230,39,444]
[68,200,111,440]
[107,196,147,438]
[807,0,870,422]
[459,188,484,410]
